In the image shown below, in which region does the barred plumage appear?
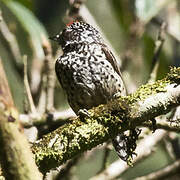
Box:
[52,21,129,161]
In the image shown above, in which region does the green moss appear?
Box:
[35,149,62,173]
[128,67,180,104]
[130,80,169,102]
[166,67,180,83]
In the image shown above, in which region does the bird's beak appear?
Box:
[49,35,59,42]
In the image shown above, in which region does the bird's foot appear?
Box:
[113,92,121,99]
[78,109,91,121]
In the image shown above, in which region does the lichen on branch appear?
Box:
[32,67,180,173]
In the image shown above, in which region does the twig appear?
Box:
[102,144,111,171]
[151,17,180,42]
[142,121,180,133]
[98,143,111,173]
[42,36,56,113]
[0,11,22,65]
[162,133,177,161]
[23,55,37,114]
[20,109,76,128]
[148,22,167,83]
[134,159,180,180]
[37,71,47,114]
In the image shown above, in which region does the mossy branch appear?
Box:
[0,59,42,179]
[32,67,180,173]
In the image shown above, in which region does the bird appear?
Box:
[51,21,130,161]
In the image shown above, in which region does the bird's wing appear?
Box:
[101,45,123,78]
[101,44,127,95]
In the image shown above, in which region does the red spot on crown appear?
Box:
[66,21,78,27]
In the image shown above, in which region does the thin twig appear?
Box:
[42,36,56,113]
[102,144,111,171]
[148,22,167,83]
[162,133,176,161]
[19,109,76,129]
[23,55,37,114]
[37,71,47,114]
[97,143,111,174]
[142,121,180,133]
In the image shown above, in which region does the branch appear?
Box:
[23,55,37,114]
[32,67,180,173]
[148,22,166,83]
[42,36,56,113]
[134,159,180,180]
[0,10,22,65]
[0,59,42,179]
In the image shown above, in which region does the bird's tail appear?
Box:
[112,129,141,162]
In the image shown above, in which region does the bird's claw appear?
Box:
[78,109,91,121]
[113,92,121,99]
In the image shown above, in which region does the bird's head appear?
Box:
[50,21,103,48]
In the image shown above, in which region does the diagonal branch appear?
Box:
[32,67,180,173]
[134,159,180,180]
